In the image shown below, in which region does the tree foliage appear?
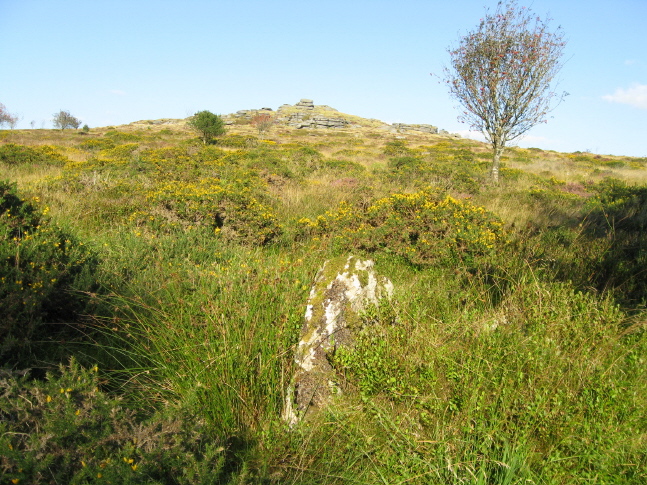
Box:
[52,110,81,131]
[444,0,566,182]
[250,112,274,138]
[187,110,226,145]
[0,103,19,129]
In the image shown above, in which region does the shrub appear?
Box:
[250,112,274,137]
[387,161,482,194]
[0,181,97,364]
[78,138,116,151]
[242,148,295,179]
[187,111,226,145]
[579,179,647,303]
[332,300,410,398]
[217,134,257,148]
[383,139,413,156]
[285,145,324,175]
[322,159,366,173]
[193,146,227,164]
[0,143,69,166]
[388,155,425,171]
[104,130,142,143]
[99,143,139,160]
[333,149,364,158]
[299,188,505,267]
[0,359,228,484]
[146,178,282,245]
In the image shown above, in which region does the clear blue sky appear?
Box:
[1,0,645,157]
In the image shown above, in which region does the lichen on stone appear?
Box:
[282,255,393,427]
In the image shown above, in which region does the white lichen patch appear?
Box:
[323,298,343,340]
[281,384,298,427]
[295,326,321,371]
[352,258,374,272]
[304,304,314,321]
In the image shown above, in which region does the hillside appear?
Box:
[1,104,646,483]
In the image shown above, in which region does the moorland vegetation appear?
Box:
[1,115,646,484]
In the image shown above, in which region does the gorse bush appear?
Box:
[384,141,488,193]
[300,188,505,267]
[0,359,229,484]
[322,158,366,174]
[46,144,283,245]
[146,178,281,245]
[0,181,97,364]
[99,142,140,160]
[104,130,142,143]
[78,138,116,151]
[217,134,256,148]
[581,179,647,304]
[383,139,413,157]
[0,143,69,166]
[590,178,647,232]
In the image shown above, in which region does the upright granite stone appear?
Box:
[282,255,394,427]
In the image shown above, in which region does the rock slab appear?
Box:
[391,123,439,134]
[282,255,394,427]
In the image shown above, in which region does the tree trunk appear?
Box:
[491,145,504,184]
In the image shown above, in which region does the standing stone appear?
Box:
[282,255,394,427]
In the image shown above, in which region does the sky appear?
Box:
[1,0,645,157]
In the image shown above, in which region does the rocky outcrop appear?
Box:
[276,99,350,129]
[294,99,315,110]
[391,123,438,134]
[223,108,274,125]
[285,113,349,129]
[223,99,450,133]
[282,255,394,427]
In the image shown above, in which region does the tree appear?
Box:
[0,103,10,127]
[187,110,226,144]
[250,112,274,138]
[7,114,20,130]
[0,103,19,129]
[444,0,566,182]
[52,110,81,131]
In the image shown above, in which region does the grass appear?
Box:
[1,118,647,483]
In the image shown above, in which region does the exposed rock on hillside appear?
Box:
[282,255,394,427]
[283,112,349,129]
[224,107,274,125]
[294,98,315,110]
[128,99,451,134]
[276,99,350,129]
[391,123,439,134]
